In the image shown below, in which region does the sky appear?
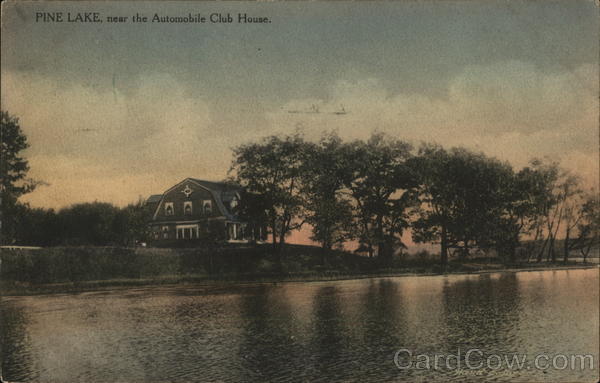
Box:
[1,0,598,215]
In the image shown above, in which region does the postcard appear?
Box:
[1,1,598,382]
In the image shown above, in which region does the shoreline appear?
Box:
[2,263,597,297]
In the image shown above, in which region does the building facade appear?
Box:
[147,178,264,243]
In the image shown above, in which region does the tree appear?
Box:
[11,199,155,247]
[488,162,557,264]
[557,173,584,263]
[301,133,353,263]
[0,111,38,244]
[58,202,122,246]
[570,192,599,263]
[233,188,269,244]
[412,145,514,268]
[230,133,307,268]
[13,207,61,246]
[505,159,561,263]
[115,198,152,246]
[341,133,418,263]
[521,161,580,263]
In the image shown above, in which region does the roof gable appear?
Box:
[151,178,242,221]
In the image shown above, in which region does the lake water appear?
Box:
[1,269,598,382]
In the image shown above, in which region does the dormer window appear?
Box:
[184,201,193,215]
[165,202,174,216]
[230,196,239,209]
[203,200,212,214]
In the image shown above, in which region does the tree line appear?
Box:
[5,200,151,247]
[230,132,599,268]
[1,111,151,247]
[2,110,598,269]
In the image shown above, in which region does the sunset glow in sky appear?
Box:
[1,1,598,212]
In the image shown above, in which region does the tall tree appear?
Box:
[524,160,576,263]
[230,134,306,267]
[0,111,38,244]
[573,193,600,263]
[556,172,583,263]
[488,163,556,264]
[412,145,514,268]
[510,159,562,263]
[341,133,418,263]
[301,133,353,263]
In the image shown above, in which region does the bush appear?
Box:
[256,259,275,273]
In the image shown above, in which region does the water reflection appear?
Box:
[1,269,598,382]
[356,279,406,381]
[309,286,348,377]
[237,285,307,382]
[439,274,523,381]
[0,300,36,381]
[441,273,522,353]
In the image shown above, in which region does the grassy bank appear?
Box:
[1,245,597,295]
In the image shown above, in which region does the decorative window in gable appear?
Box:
[184,201,193,215]
[181,185,193,198]
[203,200,212,215]
[165,202,174,216]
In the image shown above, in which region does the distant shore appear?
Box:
[2,257,597,296]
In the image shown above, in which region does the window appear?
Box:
[239,223,246,240]
[176,225,199,240]
[165,202,174,216]
[203,200,212,214]
[181,185,193,198]
[227,223,235,240]
[184,201,193,215]
[162,226,169,239]
[227,223,242,241]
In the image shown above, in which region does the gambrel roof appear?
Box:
[146,194,163,204]
[150,178,241,221]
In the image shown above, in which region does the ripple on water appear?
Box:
[1,269,598,382]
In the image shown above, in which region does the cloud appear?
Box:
[447,61,596,135]
[3,72,233,207]
[267,61,598,175]
[3,60,598,209]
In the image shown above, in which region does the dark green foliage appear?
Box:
[58,202,122,245]
[301,134,353,255]
[339,133,419,261]
[13,207,62,246]
[412,145,523,267]
[116,198,153,246]
[0,245,379,286]
[234,189,269,243]
[0,247,182,284]
[571,193,600,262]
[4,121,594,277]
[0,111,40,244]
[230,133,307,267]
[0,111,32,197]
[489,161,557,262]
[11,201,152,247]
